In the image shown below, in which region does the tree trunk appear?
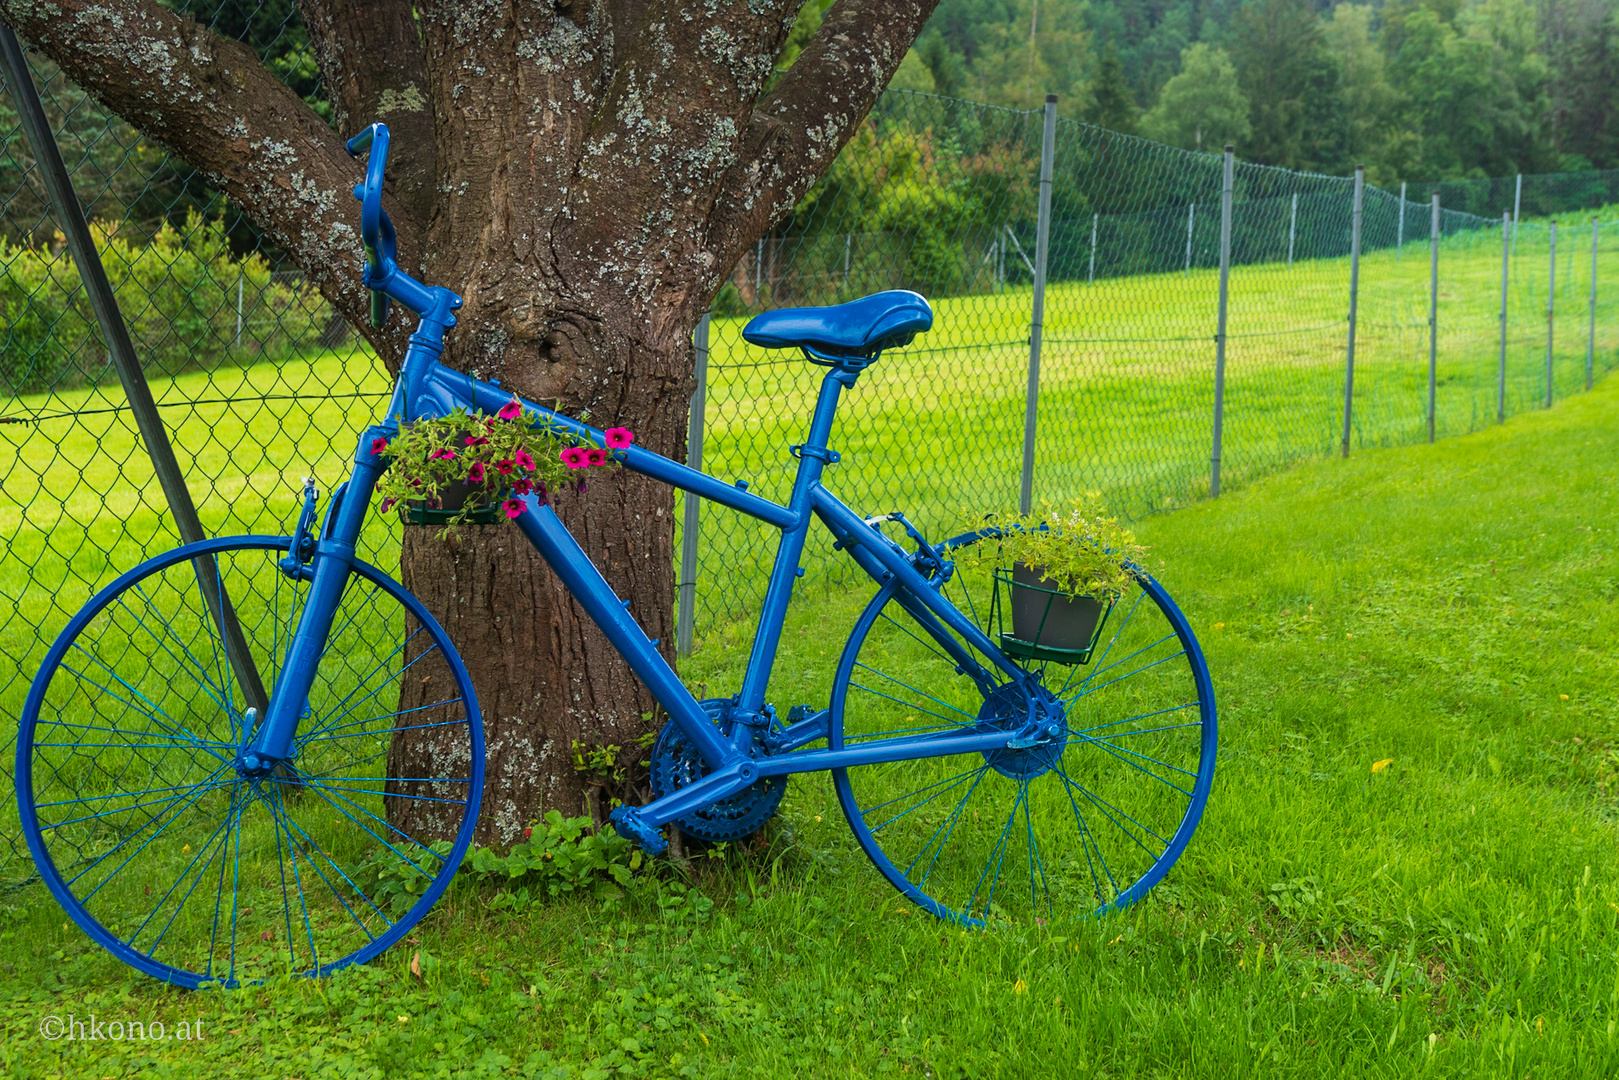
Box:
[3,0,939,844]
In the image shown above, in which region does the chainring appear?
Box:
[648,706,785,843]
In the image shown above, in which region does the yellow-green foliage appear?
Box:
[0,210,327,394]
[957,496,1148,599]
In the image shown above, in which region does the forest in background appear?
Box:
[869,0,1617,184]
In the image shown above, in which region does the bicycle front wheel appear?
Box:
[830,542,1215,925]
[17,537,483,986]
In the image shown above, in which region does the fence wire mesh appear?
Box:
[676,93,1619,634]
[4,60,1618,883]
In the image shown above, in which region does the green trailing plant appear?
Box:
[958,497,1147,599]
[352,812,643,917]
[471,811,642,911]
[371,399,636,535]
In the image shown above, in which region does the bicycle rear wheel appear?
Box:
[830,538,1215,925]
[17,537,483,986]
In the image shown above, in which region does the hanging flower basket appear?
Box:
[373,400,635,536]
[959,498,1147,667]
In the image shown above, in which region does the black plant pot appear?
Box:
[405,476,500,526]
[1000,561,1109,664]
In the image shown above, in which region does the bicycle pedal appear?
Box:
[608,805,667,856]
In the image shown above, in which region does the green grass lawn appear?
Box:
[4,352,1617,1078]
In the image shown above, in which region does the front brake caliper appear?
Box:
[278,478,320,580]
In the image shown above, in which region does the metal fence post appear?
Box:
[1397,181,1407,259]
[1019,94,1057,516]
[1499,210,1511,422]
[676,313,710,656]
[1288,192,1298,267]
[1184,202,1195,273]
[1341,165,1364,458]
[1589,216,1599,392]
[0,21,269,714]
[1512,173,1522,259]
[1211,146,1234,497]
[1088,212,1098,284]
[1428,194,1440,442]
[235,267,244,348]
[1547,221,1557,408]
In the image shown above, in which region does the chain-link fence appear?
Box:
[678,92,1619,632]
[4,53,1619,882]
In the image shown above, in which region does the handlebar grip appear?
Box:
[344,127,377,156]
[346,123,394,327]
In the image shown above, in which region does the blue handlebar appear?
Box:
[346,123,394,328]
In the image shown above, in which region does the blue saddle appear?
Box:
[741,290,933,359]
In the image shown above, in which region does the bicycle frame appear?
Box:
[241,124,1039,846]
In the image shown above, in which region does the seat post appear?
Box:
[734,367,851,715]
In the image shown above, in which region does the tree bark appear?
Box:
[2,0,936,844]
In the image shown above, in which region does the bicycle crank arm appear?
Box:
[616,758,766,848]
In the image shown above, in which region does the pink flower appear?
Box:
[484,417,496,432]
[380,497,396,513]
[495,458,515,476]
[467,462,486,484]
[370,436,389,456]
[511,477,533,495]
[604,427,635,449]
[503,498,524,519]
[585,447,608,467]
[560,446,590,470]
[498,399,523,421]
[430,447,457,461]
[513,448,536,471]
[464,434,489,447]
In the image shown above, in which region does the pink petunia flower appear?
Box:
[464,434,489,447]
[498,399,523,421]
[430,447,458,461]
[511,477,533,495]
[503,498,524,519]
[370,436,390,456]
[513,448,535,471]
[495,458,515,476]
[380,497,396,513]
[604,427,635,449]
[468,462,486,484]
[560,446,590,470]
[585,447,608,467]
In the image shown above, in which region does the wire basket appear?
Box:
[990,562,1115,665]
[403,479,502,526]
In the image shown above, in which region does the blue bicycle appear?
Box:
[17,124,1216,987]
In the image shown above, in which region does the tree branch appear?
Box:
[708,0,937,278]
[298,0,436,225]
[0,0,417,355]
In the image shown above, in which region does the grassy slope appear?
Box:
[4,358,1617,1078]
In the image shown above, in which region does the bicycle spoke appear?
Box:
[1075,701,1200,736]
[864,763,989,835]
[912,767,990,889]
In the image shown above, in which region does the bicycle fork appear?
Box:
[234,430,392,777]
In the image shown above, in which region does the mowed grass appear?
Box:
[2,220,1615,869]
[3,347,1618,1078]
[686,220,1619,624]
